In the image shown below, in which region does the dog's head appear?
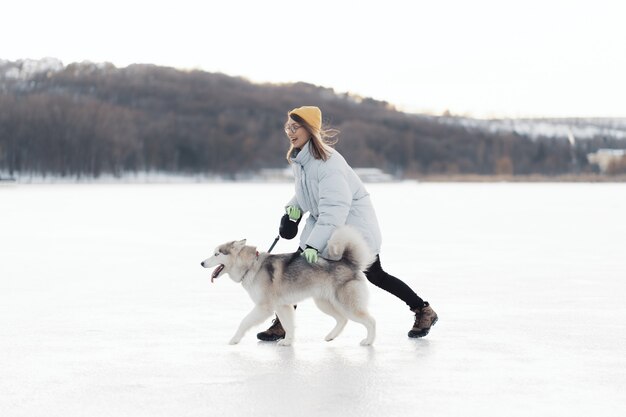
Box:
[200,239,246,282]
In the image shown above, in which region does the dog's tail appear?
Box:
[327,226,376,271]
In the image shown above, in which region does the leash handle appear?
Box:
[267,235,280,253]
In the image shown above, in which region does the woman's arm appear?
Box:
[305,168,351,252]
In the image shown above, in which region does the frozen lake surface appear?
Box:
[1,182,625,417]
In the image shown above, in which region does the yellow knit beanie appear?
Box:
[288,106,322,132]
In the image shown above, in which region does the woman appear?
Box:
[257,106,438,341]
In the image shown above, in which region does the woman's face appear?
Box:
[285,117,310,149]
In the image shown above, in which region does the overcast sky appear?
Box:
[3,0,625,118]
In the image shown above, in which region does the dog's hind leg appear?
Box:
[344,308,376,346]
[314,298,348,342]
[275,304,296,346]
[229,305,273,345]
[336,281,376,346]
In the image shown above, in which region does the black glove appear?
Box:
[279,213,301,239]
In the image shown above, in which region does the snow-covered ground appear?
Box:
[1,182,625,417]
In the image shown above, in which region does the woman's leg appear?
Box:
[364,255,425,311]
[365,255,438,338]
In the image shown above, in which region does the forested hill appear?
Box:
[1,59,624,178]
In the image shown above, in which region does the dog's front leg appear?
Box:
[229,305,272,345]
[275,305,296,346]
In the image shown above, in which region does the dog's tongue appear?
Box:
[211,264,225,283]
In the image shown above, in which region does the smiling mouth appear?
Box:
[211,264,225,283]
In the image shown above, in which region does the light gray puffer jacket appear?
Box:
[286,141,382,260]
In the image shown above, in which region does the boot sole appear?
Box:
[408,316,438,338]
[256,333,285,342]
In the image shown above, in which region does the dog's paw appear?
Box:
[359,338,374,346]
[277,339,293,347]
[325,334,335,342]
[229,337,241,345]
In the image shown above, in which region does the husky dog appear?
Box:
[201,226,377,346]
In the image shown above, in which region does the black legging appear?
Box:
[365,255,424,311]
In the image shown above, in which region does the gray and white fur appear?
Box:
[201,226,377,346]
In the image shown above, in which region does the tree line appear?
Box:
[1,62,623,178]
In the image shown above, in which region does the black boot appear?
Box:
[408,303,438,338]
[256,315,285,341]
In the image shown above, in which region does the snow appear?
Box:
[435,115,626,140]
[1,182,625,417]
[0,57,64,80]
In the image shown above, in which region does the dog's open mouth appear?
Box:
[211,264,225,283]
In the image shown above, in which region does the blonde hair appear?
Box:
[285,113,339,162]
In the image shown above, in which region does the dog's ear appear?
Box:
[234,239,246,249]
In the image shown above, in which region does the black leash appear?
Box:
[267,235,280,253]
[267,212,302,254]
